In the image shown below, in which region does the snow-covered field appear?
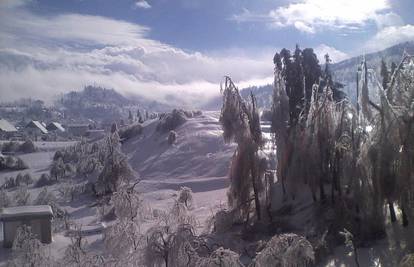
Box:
[123,111,235,231]
[0,111,235,264]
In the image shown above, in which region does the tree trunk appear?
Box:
[402,207,409,227]
[250,153,261,221]
[388,201,397,223]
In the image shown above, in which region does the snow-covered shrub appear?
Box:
[35,173,55,187]
[211,209,234,234]
[19,140,37,153]
[14,186,30,206]
[34,188,63,217]
[119,123,143,140]
[15,157,29,170]
[1,176,18,189]
[8,225,52,267]
[1,141,19,153]
[168,130,177,145]
[250,233,314,267]
[1,156,29,171]
[50,157,66,180]
[16,173,33,186]
[0,189,11,208]
[156,109,187,132]
[58,182,86,202]
[195,247,244,267]
[52,210,71,233]
[76,157,102,179]
[178,186,193,209]
[53,150,64,161]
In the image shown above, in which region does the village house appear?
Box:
[66,124,90,137]
[0,119,18,140]
[0,205,53,248]
[24,120,48,140]
[46,122,65,133]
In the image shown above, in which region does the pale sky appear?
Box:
[0,0,413,107]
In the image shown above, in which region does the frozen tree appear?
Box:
[195,247,244,267]
[8,225,53,267]
[128,109,134,123]
[144,195,197,267]
[250,233,314,267]
[220,76,269,223]
[50,157,66,181]
[63,225,108,267]
[34,188,63,216]
[380,59,390,91]
[168,130,177,145]
[102,182,148,265]
[94,131,134,196]
[14,186,30,206]
[178,186,194,209]
[145,223,196,267]
[0,189,11,208]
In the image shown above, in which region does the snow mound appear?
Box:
[123,111,236,182]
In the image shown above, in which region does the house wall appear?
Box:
[3,220,22,248]
[2,217,52,248]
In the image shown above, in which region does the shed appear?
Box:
[0,205,53,248]
[0,119,18,139]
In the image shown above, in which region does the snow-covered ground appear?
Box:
[123,111,236,231]
[1,113,410,266]
[0,112,235,264]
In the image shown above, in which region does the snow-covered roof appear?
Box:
[0,119,17,132]
[26,120,48,134]
[46,122,65,132]
[0,205,53,221]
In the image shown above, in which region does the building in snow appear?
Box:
[0,119,18,139]
[46,122,65,133]
[0,205,53,248]
[66,124,90,137]
[24,120,48,140]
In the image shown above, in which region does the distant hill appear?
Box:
[331,41,414,103]
[214,42,414,110]
[57,86,170,123]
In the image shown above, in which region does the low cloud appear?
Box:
[0,2,272,108]
[365,24,414,52]
[314,44,349,63]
